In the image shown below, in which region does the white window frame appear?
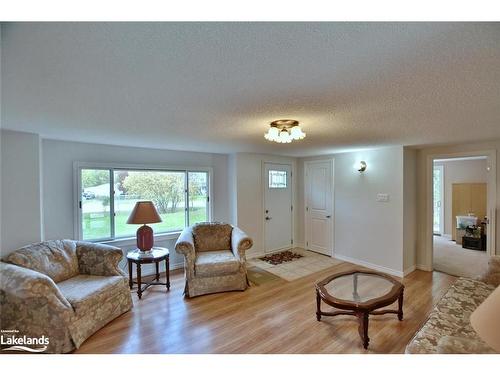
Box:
[73,161,213,244]
[433,164,444,236]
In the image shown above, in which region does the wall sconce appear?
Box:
[358,161,367,173]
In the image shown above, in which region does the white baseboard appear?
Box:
[246,250,265,259]
[417,264,433,272]
[333,254,404,278]
[403,265,417,276]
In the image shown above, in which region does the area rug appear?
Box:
[247,266,284,286]
[248,248,343,281]
[259,250,303,265]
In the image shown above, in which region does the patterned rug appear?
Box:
[248,248,344,281]
[259,250,303,265]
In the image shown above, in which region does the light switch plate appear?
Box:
[377,193,389,202]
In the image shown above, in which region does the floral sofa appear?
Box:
[175,222,253,297]
[406,256,500,354]
[0,240,133,353]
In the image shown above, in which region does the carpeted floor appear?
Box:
[433,235,488,278]
[247,248,343,281]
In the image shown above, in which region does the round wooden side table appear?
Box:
[127,247,170,299]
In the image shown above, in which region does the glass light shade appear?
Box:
[265,126,280,141]
[290,125,306,140]
[269,126,279,138]
[279,130,291,143]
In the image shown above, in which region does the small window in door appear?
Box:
[269,170,287,189]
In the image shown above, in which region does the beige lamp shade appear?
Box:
[126,201,162,225]
[470,285,500,352]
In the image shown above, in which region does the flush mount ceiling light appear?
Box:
[264,119,306,144]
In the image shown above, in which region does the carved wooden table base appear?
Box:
[315,270,404,349]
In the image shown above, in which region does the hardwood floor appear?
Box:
[75,261,456,354]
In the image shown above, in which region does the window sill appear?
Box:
[99,231,182,248]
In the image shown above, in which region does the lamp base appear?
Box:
[136,225,154,252]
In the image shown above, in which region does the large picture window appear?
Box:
[77,165,210,241]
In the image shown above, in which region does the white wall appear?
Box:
[403,148,417,273]
[416,141,500,269]
[0,27,3,251]
[40,138,230,268]
[298,146,407,276]
[434,158,488,236]
[228,153,238,225]
[1,130,43,255]
[230,153,298,258]
[0,129,425,278]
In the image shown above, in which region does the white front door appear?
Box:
[264,163,293,253]
[305,159,334,256]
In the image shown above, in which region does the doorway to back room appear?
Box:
[432,156,490,277]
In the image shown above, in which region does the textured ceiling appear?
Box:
[1,22,500,157]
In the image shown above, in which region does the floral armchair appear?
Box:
[0,240,133,353]
[175,223,253,297]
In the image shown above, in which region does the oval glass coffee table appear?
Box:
[315,270,404,349]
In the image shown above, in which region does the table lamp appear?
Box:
[127,201,162,252]
[470,285,500,352]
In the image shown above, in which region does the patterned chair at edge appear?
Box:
[175,222,253,297]
[0,240,133,353]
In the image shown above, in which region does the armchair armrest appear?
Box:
[477,255,500,287]
[231,227,253,261]
[175,228,196,257]
[0,262,72,318]
[0,262,74,353]
[175,228,196,279]
[76,241,125,277]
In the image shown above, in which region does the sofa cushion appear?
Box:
[436,336,496,354]
[5,240,79,283]
[192,223,232,252]
[405,277,495,354]
[57,274,126,314]
[195,250,240,277]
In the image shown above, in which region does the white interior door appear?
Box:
[264,163,293,253]
[305,160,334,256]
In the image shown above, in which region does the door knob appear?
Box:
[326,215,331,218]
[265,217,272,220]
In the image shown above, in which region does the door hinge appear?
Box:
[291,205,293,211]
[291,239,294,245]
[79,201,82,209]
[306,241,309,247]
[306,206,309,211]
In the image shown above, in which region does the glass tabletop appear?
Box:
[322,272,396,303]
[127,247,169,261]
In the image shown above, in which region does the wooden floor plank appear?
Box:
[75,261,456,354]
